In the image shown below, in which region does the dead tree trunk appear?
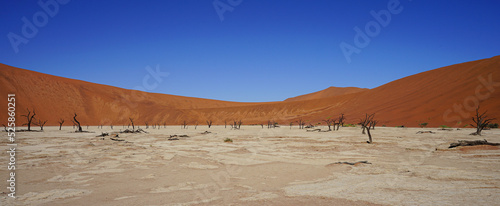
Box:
[182,120,187,129]
[337,113,345,130]
[296,118,305,129]
[58,119,65,130]
[129,118,135,130]
[74,113,83,132]
[206,120,213,128]
[36,120,48,131]
[323,118,336,131]
[471,106,495,136]
[22,108,36,131]
[360,113,376,143]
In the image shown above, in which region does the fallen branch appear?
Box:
[96,132,109,137]
[306,129,321,132]
[416,131,435,134]
[333,161,371,165]
[110,137,125,142]
[448,139,500,148]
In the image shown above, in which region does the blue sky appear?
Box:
[1,0,499,102]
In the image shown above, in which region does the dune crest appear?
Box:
[0,56,499,127]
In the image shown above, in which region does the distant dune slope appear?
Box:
[284,87,368,102]
[1,56,499,127]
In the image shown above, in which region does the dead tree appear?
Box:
[195,122,198,130]
[163,122,167,128]
[371,120,378,130]
[74,113,83,132]
[22,108,36,131]
[145,121,149,129]
[225,120,227,128]
[323,118,335,131]
[2,124,8,132]
[206,120,213,128]
[296,118,305,129]
[337,113,345,130]
[471,106,495,136]
[110,125,113,130]
[360,113,376,143]
[35,119,48,131]
[237,120,242,129]
[182,120,188,129]
[289,122,293,129]
[129,118,135,130]
[58,119,65,130]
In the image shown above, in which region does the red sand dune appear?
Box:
[284,87,368,102]
[1,56,499,127]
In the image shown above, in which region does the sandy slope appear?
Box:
[0,56,499,127]
[0,126,499,205]
[284,87,369,102]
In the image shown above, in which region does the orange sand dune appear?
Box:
[1,56,499,127]
[284,86,368,102]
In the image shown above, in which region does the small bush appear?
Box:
[224,138,233,143]
[440,125,450,128]
[343,124,356,127]
[419,122,428,128]
[488,123,499,128]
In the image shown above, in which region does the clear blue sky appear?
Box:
[1,0,499,102]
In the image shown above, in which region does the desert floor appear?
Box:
[1,125,499,205]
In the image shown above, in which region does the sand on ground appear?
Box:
[1,125,499,205]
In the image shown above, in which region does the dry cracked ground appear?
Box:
[0,126,499,205]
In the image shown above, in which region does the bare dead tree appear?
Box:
[58,119,65,130]
[195,122,198,130]
[289,122,293,129]
[163,122,167,128]
[22,108,36,131]
[145,121,149,129]
[323,117,336,131]
[471,106,495,136]
[371,120,378,130]
[360,113,376,143]
[2,124,8,132]
[182,120,187,129]
[337,113,345,130]
[237,120,242,129]
[74,113,83,132]
[110,125,113,130]
[35,119,48,131]
[225,120,227,128]
[206,120,213,128]
[296,118,305,129]
[129,118,135,130]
